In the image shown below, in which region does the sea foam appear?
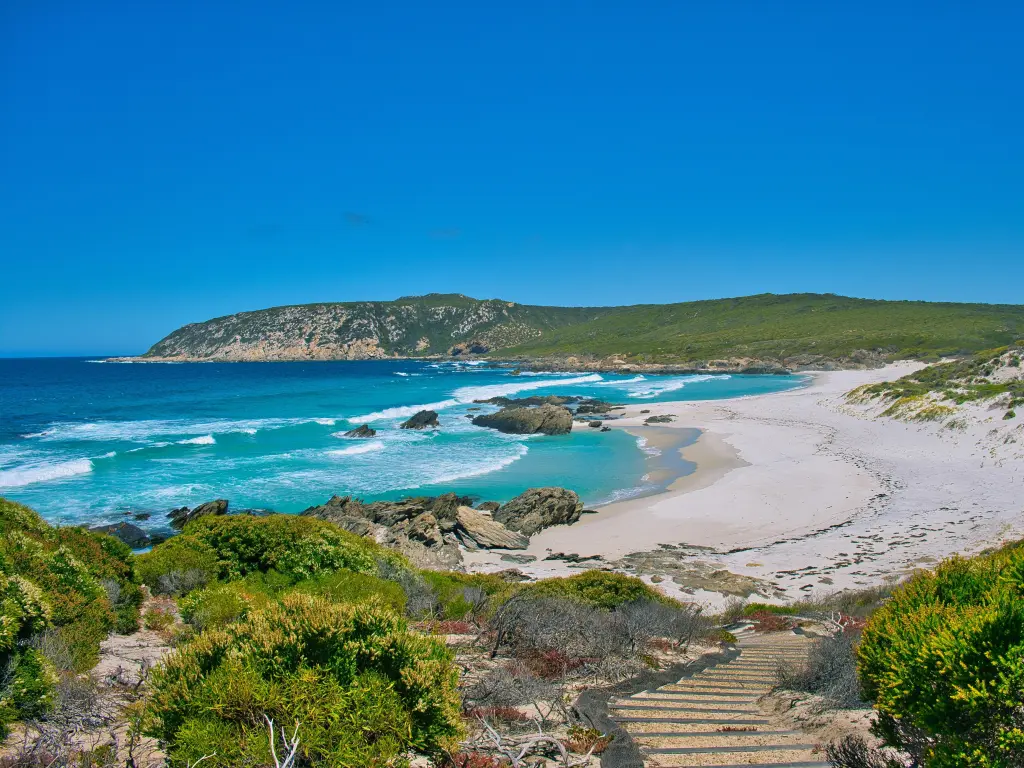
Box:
[0,458,94,488]
[326,441,386,457]
[177,435,216,445]
[348,373,604,422]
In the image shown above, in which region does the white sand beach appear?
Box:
[466,363,1024,605]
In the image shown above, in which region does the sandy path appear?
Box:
[465,363,1024,605]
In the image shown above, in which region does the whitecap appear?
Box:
[450,373,604,403]
[0,458,93,488]
[422,443,528,484]
[177,435,215,445]
[326,441,386,457]
[347,398,461,423]
[311,418,336,426]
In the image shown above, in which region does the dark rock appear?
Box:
[467,407,482,412]
[494,487,584,536]
[477,394,576,407]
[472,404,573,435]
[640,409,651,414]
[343,424,377,438]
[544,552,603,563]
[476,501,501,512]
[600,426,611,432]
[581,508,599,514]
[500,553,537,564]
[494,568,531,582]
[400,410,439,429]
[133,512,151,521]
[88,522,151,549]
[509,369,522,376]
[575,399,621,415]
[644,415,676,424]
[167,499,229,530]
[588,420,603,429]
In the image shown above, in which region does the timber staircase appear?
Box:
[609,632,827,767]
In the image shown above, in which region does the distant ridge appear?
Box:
[137,293,1024,371]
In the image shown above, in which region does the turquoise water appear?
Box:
[0,358,806,529]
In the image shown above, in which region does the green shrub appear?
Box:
[146,593,463,767]
[858,548,1024,766]
[179,584,255,631]
[136,534,220,595]
[517,571,675,610]
[292,570,406,615]
[179,514,397,582]
[0,572,55,738]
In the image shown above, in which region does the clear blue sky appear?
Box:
[1,2,1022,355]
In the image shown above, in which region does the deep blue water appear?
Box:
[0,358,806,528]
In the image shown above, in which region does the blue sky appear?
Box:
[1,2,1022,355]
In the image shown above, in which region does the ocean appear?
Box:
[0,358,806,529]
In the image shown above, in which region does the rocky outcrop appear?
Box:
[301,491,531,569]
[89,522,152,548]
[168,499,228,530]
[455,507,529,550]
[400,410,439,429]
[343,424,377,438]
[472,404,573,435]
[476,501,501,512]
[494,487,584,536]
[478,395,575,407]
[588,420,603,428]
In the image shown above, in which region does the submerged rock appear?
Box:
[89,522,151,549]
[343,424,377,438]
[472,404,573,435]
[494,487,584,536]
[400,410,439,429]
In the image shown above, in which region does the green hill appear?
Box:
[139,292,1024,369]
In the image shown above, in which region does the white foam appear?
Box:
[425,443,528,484]
[0,458,94,488]
[312,418,336,426]
[96,451,117,459]
[326,441,386,457]
[635,436,661,457]
[23,417,319,443]
[348,398,461,422]
[394,372,409,377]
[177,435,215,445]
[450,373,604,403]
[347,373,605,423]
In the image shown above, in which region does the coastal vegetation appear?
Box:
[141,292,1024,368]
[849,340,1023,422]
[6,496,1024,767]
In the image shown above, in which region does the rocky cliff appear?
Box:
[141,293,602,361]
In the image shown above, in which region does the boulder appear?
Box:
[494,487,584,536]
[400,410,439,429]
[167,499,228,530]
[600,426,611,432]
[476,500,501,512]
[455,506,529,550]
[472,404,573,435]
[588,420,603,429]
[644,414,675,424]
[343,424,377,438]
[89,522,151,549]
[478,394,575,407]
[500,553,537,564]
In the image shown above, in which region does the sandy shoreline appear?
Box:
[465,363,1024,606]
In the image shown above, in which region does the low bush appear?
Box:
[182,514,397,582]
[742,602,798,616]
[292,569,406,615]
[775,632,863,709]
[146,593,462,767]
[857,547,1024,766]
[516,571,673,609]
[135,534,219,595]
[0,499,140,673]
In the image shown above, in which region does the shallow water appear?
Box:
[0,358,806,528]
